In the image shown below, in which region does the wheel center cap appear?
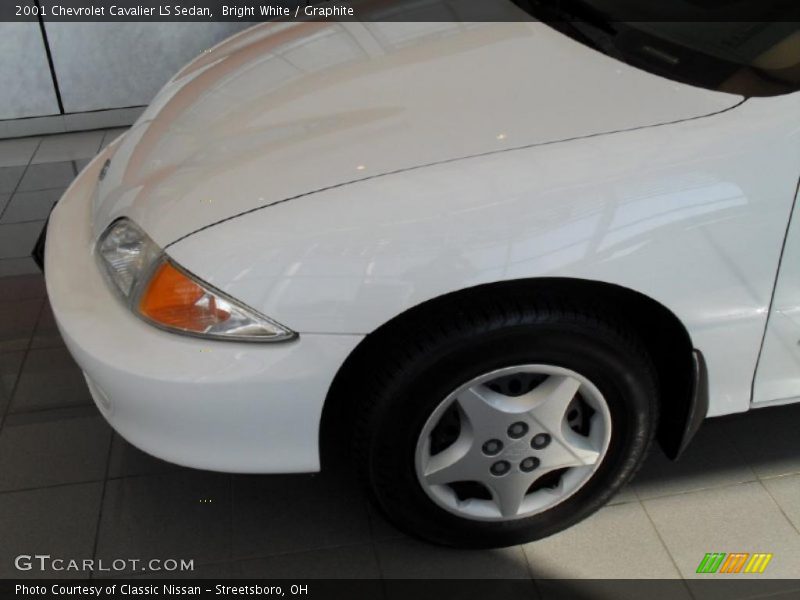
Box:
[504,440,529,458]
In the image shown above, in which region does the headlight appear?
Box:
[96,218,296,342]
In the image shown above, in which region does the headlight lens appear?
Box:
[97,218,161,296]
[96,218,295,342]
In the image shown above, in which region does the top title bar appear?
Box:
[2,0,799,22]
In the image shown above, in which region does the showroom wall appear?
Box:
[0,22,60,120]
[0,21,250,137]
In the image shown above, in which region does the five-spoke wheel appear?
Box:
[415,365,611,520]
[356,295,658,547]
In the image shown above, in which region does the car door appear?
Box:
[753,174,800,405]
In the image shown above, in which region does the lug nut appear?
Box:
[490,460,511,476]
[482,439,503,456]
[531,433,551,449]
[507,421,529,439]
[520,457,540,472]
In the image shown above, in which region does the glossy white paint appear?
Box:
[45,19,800,473]
[91,20,740,245]
[169,93,800,418]
[45,145,362,472]
[753,180,800,406]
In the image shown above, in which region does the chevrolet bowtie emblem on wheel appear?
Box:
[98,158,111,181]
[696,552,773,574]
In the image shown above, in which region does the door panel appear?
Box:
[754,179,800,404]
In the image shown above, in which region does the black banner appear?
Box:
[1,0,800,22]
[4,579,800,600]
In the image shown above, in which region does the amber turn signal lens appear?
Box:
[138,261,231,333]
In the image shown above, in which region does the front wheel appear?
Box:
[356,298,658,548]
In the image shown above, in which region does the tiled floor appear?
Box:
[1,131,800,598]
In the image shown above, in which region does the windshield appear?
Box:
[517,0,800,96]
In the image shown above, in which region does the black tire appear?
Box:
[354,294,658,548]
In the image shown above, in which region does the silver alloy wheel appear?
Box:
[414,365,612,522]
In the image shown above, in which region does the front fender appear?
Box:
[168,95,800,417]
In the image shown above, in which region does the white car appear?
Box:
[44,10,800,547]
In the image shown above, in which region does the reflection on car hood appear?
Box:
[93,19,741,246]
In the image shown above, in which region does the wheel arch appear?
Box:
[319,277,697,467]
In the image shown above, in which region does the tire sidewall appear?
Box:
[365,321,656,547]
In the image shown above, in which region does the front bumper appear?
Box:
[44,145,362,473]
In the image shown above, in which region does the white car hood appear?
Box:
[94,19,741,246]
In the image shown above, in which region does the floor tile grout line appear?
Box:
[0,464,222,495]
[0,344,45,357]
[10,340,66,353]
[361,495,390,590]
[29,133,106,168]
[89,425,114,578]
[638,498,696,598]
[631,477,769,504]
[0,255,46,264]
[519,542,547,598]
[8,185,72,195]
[0,477,108,496]
[5,401,100,423]
[757,478,800,537]
[0,218,52,227]
[0,295,46,432]
[0,187,66,227]
[0,139,42,222]
[757,471,800,482]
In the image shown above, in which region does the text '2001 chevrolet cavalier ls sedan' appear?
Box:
[44,5,800,547]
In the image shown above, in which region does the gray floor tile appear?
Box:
[75,158,91,173]
[0,119,64,140]
[762,474,800,533]
[0,194,8,216]
[232,544,381,578]
[232,472,372,559]
[0,350,24,392]
[721,404,800,480]
[366,500,408,541]
[0,298,41,351]
[0,137,39,168]
[0,482,102,578]
[609,484,637,505]
[644,481,800,596]
[96,471,231,569]
[10,346,92,412]
[30,299,64,349]
[0,166,24,193]
[0,258,42,278]
[0,221,45,259]
[378,537,530,579]
[523,501,680,579]
[0,349,24,408]
[17,161,79,191]
[32,131,104,164]
[632,420,757,500]
[107,433,182,479]
[1,189,63,224]
[0,408,111,491]
[0,272,45,301]
[101,127,130,149]
[64,110,139,135]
